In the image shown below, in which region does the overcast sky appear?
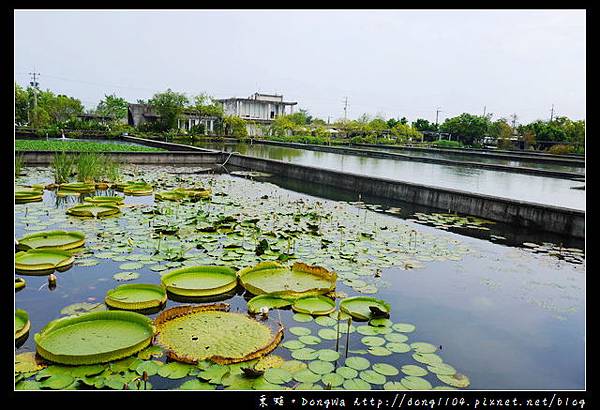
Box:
[14,9,585,124]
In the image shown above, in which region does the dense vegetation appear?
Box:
[15,140,165,153]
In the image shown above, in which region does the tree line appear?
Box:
[15,84,584,152]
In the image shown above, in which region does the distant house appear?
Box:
[217,92,298,136]
[127,103,218,134]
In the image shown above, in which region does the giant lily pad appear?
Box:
[16,230,85,251]
[15,309,30,341]
[116,181,153,196]
[15,277,26,291]
[339,297,391,321]
[237,261,336,298]
[59,182,96,193]
[105,284,167,311]
[15,187,43,203]
[15,249,75,275]
[154,304,283,365]
[156,187,211,201]
[35,310,154,365]
[292,295,336,316]
[161,266,238,297]
[66,204,120,218]
[84,196,124,205]
[247,295,293,314]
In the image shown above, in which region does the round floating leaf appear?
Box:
[105,284,167,311]
[385,333,409,343]
[40,374,75,389]
[368,346,392,356]
[60,302,106,317]
[134,360,163,376]
[315,316,337,327]
[343,378,371,390]
[113,271,140,282]
[263,368,292,384]
[336,366,358,379]
[386,342,411,353]
[179,379,217,390]
[308,360,335,375]
[427,363,457,376]
[59,182,96,193]
[161,265,238,297]
[292,313,313,322]
[292,369,321,383]
[401,364,428,377]
[345,356,370,371]
[154,304,283,365]
[255,355,284,372]
[372,363,399,376]
[411,342,438,354]
[317,349,340,362]
[15,249,74,275]
[291,348,319,361]
[158,362,194,379]
[369,318,392,327]
[118,262,144,271]
[289,326,311,336]
[339,296,390,321]
[317,328,339,340]
[437,373,470,388]
[321,372,344,387]
[35,310,154,365]
[356,325,379,336]
[282,340,305,350]
[15,309,30,341]
[392,323,416,333]
[252,376,283,390]
[401,375,433,390]
[66,204,120,218]
[383,381,408,390]
[279,360,307,374]
[360,369,387,385]
[16,230,85,251]
[15,352,47,373]
[361,336,386,347]
[298,335,321,345]
[15,277,26,291]
[292,296,336,316]
[237,261,336,298]
[248,295,293,314]
[412,352,443,365]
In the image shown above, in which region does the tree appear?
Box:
[223,115,247,138]
[270,114,299,137]
[148,89,189,130]
[439,113,491,145]
[15,83,31,125]
[391,123,422,142]
[191,93,224,118]
[489,119,513,149]
[96,94,129,121]
[412,118,438,132]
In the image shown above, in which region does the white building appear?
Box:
[217,92,298,136]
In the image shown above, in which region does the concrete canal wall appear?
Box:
[18,150,221,165]
[252,140,584,180]
[226,154,585,239]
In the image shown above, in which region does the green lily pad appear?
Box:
[292,295,336,316]
[154,304,283,364]
[105,284,167,311]
[161,265,238,297]
[66,204,120,218]
[178,379,217,390]
[118,262,144,270]
[292,313,314,322]
[289,326,311,336]
[372,363,399,376]
[263,367,292,384]
[113,271,140,282]
[282,340,305,350]
[60,302,106,316]
[437,373,470,388]
[317,349,341,362]
[15,277,26,291]
[15,249,75,275]
[292,369,321,383]
[386,342,411,353]
[356,325,379,336]
[83,195,124,205]
[248,295,293,314]
[317,328,339,340]
[279,360,308,374]
[315,316,337,327]
[361,336,386,347]
[321,372,345,387]
[411,342,438,354]
[158,362,195,379]
[345,356,370,371]
[343,378,371,390]
[308,360,335,375]
[427,363,457,376]
[384,333,409,343]
[35,310,154,365]
[412,352,443,365]
[40,374,75,389]
[392,323,416,333]
[401,364,428,377]
[368,346,392,356]
[359,369,387,385]
[336,366,358,379]
[339,296,390,321]
[369,318,392,327]
[16,230,85,251]
[15,309,30,340]
[401,375,433,390]
[237,261,336,298]
[291,348,319,361]
[383,381,408,390]
[298,335,321,345]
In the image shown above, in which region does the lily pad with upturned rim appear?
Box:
[84,196,124,205]
[15,249,75,275]
[34,310,154,365]
[292,295,336,316]
[66,204,120,218]
[105,284,167,311]
[339,296,391,321]
[16,230,85,251]
[15,277,26,291]
[161,266,238,297]
[15,309,30,341]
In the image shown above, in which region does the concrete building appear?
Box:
[217,93,298,136]
[127,103,218,134]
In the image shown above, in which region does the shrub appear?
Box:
[548,144,576,155]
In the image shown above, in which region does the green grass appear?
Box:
[15,140,165,152]
[52,152,75,184]
[15,154,24,177]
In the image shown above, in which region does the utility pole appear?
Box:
[550,104,555,122]
[510,113,518,133]
[29,69,40,127]
[343,97,348,121]
[483,106,486,117]
[435,107,443,141]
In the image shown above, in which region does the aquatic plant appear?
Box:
[105,284,167,311]
[16,230,85,251]
[161,266,238,297]
[15,154,24,177]
[51,152,75,184]
[15,248,75,275]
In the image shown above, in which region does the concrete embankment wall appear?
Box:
[18,150,222,165]
[121,136,219,152]
[227,154,585,239]
[253,140,584,180]
[353,143,585,167]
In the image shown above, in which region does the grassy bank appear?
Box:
[15,139,165,152]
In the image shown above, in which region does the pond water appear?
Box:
[194,142,586,211]
[15,166,585,390]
